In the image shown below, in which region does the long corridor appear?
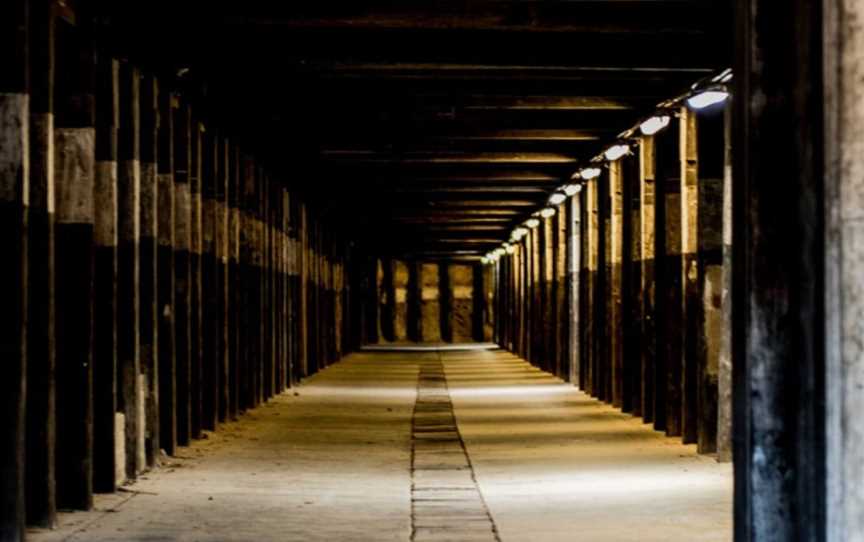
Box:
[29,347,731,542]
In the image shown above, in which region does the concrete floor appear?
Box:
[30,347,732,541]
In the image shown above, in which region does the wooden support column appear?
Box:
[717,107,733,463]
[261,176,272,397]
[140,73,159,466]
[394,260,409,341]
[596,173,609,401]
[189,119,202,437]
[173,102,191,445]
[655,124,682,436]
[54,15,96,510]
[581,183,598,394]
[621,155,642,415]
[472,262,485,342]
[26,0,57,525]
[566,192,581,385]
[380,259,396,342]
[238,156,252,408]
[298,204,307,375]
[407,260,422,342]
[117,63,142,478]
[0,0,30,536]
[554,203,567,379]
[609,161,624,408]
[541,214,554,373]
[528,224,539,362]
[439,262,453,343]
[92,55,118,493]
[156,87,175,455]
[200,126,218,430]
[735,0,825,538]
[227,144,240,415]
[693,108,725,454]
[639,137,657,424]
[680,108,700,445]
[825,0,864,536]
[286,192,297,386]
[216,137,229,419]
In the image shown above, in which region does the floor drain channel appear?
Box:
[410,356,500,542]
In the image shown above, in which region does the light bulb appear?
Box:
[687,90,729,109]
[580,167,602,180]
[525,218,540,229]
[505,244,515,254]
[548,192,567,205]
[639,115,671,136]
[511,227,528,241]
[563,184,581,196]
[539,207,556,218]
[604,144,630,161]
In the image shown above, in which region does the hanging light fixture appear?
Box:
[580,167,602,180]
[525,218,540,229]
[563,184,581,196]
[548,192,567,205]
[639,115,671,136]
[687,89,729,109]
[511,227,529,241]
[505,244,515,254]
[603,143,630,161]
[539,207,556,218]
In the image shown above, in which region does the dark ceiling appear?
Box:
[95,0,732,260]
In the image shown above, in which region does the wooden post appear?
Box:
[54,15,96,510]
[693,107,725,454]
[200,125,217,430]
[680,107,700,445]
[216,136,229,420]
[407,260,422,342]
[609,161,624,407]
[717,106,733,463]
[657,122,684,436]
[596,173,609,401]
[567,193,581,386]
[622,155,642,416]
[472,262,484,343]
[227,144,240,416]
[439,261,452,343]
[581,183,597,394]
[0,0,30,536]
[156,87,176,455]
[734,0,825,538]
[92,54,118,493]
[639,137,657,424]
[189,119,202,438]
[26,0,57,525]
[117,62,142,478]
[140,73,159,466]
[173,102,191,446]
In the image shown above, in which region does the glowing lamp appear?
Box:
[604,144,630,161]
[548,192,567,205]
[580,167,602,180]
[639,115,671,136]
[563,184,581,196]
[687,90,729,110]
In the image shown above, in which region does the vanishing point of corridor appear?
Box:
[30,347,732,542]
